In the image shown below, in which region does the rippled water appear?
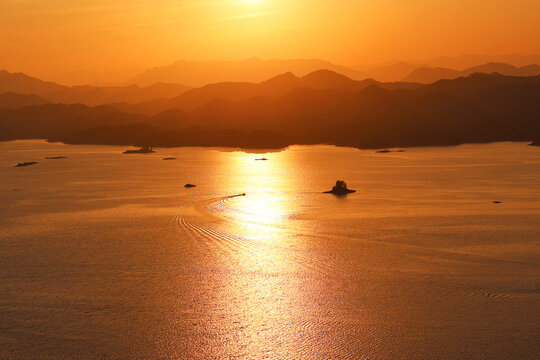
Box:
[1,140,539,359]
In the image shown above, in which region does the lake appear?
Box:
[1,140,539,359]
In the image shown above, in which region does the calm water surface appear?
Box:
[1,140,539,359]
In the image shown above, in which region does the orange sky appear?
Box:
[1,0,539,77]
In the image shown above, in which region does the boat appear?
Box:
[324,180,356,195]
[123,146,155,154]
[14,161,38,167]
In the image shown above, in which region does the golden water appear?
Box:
[1,140,539,359]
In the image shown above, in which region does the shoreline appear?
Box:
[1,138,537,153]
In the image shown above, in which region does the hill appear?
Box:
[403,62,540,83]
[125,58,366,87]
[1,73,539,150]
[0,70,191,106]
[112,70,421,115]
[352,62,426,82]
[423,54,540,70]
[0,92,49,109]
[0,70,66,95]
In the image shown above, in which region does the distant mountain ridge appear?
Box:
[125,58,367,87]
[421,54,540,70]
[1,73,539,150]
[112,69,421,115]
[53,68,145,86]
[351,62,426,82]
[0,70,191,106]
[0,70,66,95]
[123,55,540,87]
[0,92,49,109]
[403,62,540,83]
[13,54,540,86]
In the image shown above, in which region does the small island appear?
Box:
[324,180,356,195]
[163,157,176,160]
[123,146,155,154]
[529,141,539,147]
[15,161,38,167]
[45,156,67,159]
[255,158,268,161]
[184,184,196,188]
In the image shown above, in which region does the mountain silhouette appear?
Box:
[352,55,540,82]
[421,54,540,70]
[0,70,66,94]
[1,73,539,150]
[403,62,540,83]
[45,83,192,106]
[418,72,540,96]
[111,70,420,115]
[125,58,366,87]
[0,103,140,140]
[352,61,426,82]
[0,92,49,109]
[403,67,461,84]
[53,68,145,86]
[0,126,11,141]
[0,70,191,106]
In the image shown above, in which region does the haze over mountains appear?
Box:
[404,62,540,83]
[2,54,540,149]
[54,68,146,87]
[0,70,191,107]
[125,58,365,87]
[122,55,540,86]
[110,70,422,115]
[3,55,540,108]
[5,54,540,90]
[0,92,49,110]
[415,54,540,71]
[22,54,532,85]
[7,53,538,88]
[1,65,539,149]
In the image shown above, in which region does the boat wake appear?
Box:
[172,194,340,275]
[171,194,540,301]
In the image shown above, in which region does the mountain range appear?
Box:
[417,54,540,70]
[125,55,540,86]
[1,71,539,149]
[0,70,191,107]
[110,70,422,115]
[404,62,540,83]
[0,92,49,109]
[124,58,365,87]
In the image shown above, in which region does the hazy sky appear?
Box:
[1,0,539,77]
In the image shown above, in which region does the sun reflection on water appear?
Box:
[214,151,301,227]
[194,151,319,356]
